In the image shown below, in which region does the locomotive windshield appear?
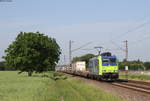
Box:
[109,58,116,63]
[102,59,109,63]
[102,56,117,66]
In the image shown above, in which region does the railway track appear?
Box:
[128,80,150,86]
[111,80,150,94]
[63,72,150,94]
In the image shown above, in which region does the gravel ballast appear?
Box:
[74,76,150,101]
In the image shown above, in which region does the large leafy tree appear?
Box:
[4,32,61,76]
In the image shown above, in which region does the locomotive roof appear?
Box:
[89,56,116,61]
[102,56,116,58]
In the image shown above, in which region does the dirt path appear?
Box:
[73,76,150,101]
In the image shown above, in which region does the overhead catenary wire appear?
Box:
[101,19,150,55]
[81,16,150,56]
[130,35,150,46]
[81,48,95,51]
[110,40,125,51]
[81,47,122,52]
[108,14,150,44]
[106,17,150,57]
[71,42,92,52]
[72,15,150,62]
[114,20,150,40]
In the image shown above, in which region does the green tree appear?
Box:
[0,61,6,70]
[0,61,13,71]
[119,60,145,71]
[144,62,150,70]
[4,32,61,76]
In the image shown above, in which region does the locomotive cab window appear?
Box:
[102,59,109,63]
[109,58,116,63]
[95,59,99,67]
[102,58,117,63]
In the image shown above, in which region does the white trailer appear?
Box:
[72,61,86,71]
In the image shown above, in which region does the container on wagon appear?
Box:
[72,61,86,72]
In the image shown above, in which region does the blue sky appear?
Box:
[1,0,150,64]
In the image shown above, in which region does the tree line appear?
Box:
[2,59,149,71]
[119,60,150,71]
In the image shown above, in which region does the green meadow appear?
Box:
[120,74,150,81]
[0,71,122,101]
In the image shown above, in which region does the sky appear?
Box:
[0,0,150,64]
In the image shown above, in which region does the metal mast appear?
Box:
[94,46,103,56]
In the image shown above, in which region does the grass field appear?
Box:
[119,74,150,81]
[0,71,122,101]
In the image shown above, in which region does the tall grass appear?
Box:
[0,71,122,101]
[120,74,150,80]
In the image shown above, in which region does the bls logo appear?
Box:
[0,0,12,2]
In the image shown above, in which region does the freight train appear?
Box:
[57,52,119,81]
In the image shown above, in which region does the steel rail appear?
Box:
[111,82,150,94]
